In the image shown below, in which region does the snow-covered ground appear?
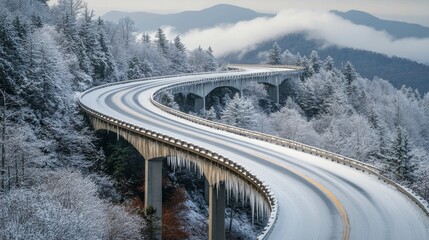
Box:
[81,68,429,239]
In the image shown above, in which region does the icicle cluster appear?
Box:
[167,155,270,223]
[91,116,271,223]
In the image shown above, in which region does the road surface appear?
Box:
[80,67,429,239]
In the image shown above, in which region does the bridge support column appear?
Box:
[276,85,280,104]
[266,85,279,104]
[208,181,225,240]
[194,97,205,113]
[145,157,163,239]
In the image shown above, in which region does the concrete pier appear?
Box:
[208,181,225,240]
[145,157,163,219]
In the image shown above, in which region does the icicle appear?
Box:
[117,138,274,222]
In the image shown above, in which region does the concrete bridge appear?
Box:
[168,65,302,112]
[79,66,429,240]
[78,67,284,240]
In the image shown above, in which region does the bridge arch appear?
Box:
[173,92,205,113]
[205,86,241,112]
[258,82,279,103]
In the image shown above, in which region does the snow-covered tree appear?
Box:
[342,61,357,86]
[118,17,135,51]
[269,106,321,146]
[189,46,217,72]
[324,56,334,71]
[309,50,321,73]
[169,39,190,73]
[174,35,186,53]
[160,91,179,110]
[300,56,314,80]
[199,106,217,121]
[155,28,168,55]
[267,42,281,65]
[385,126,417,184]
[0,170,143,239]
[221,94,258,129]
[205,46,217,71]
[242,82,268,107]
[282,50,297,65]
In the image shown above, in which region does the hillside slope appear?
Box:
[223,33,429,93]
[332,10,429,39]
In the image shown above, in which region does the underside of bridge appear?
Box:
[172,76,297,114]
[88,115,269,240]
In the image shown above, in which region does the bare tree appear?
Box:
[118,17,136,50]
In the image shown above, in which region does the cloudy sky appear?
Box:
[48,0,429,63]
[50,0,429,26]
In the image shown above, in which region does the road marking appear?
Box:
[259,154,351,240]
[298,171,351,240]
[111,86,351,239]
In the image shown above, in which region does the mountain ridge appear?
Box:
[222,33,429,93]
[332,10,429,39]
[102,4,273,33]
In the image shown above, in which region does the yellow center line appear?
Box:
[113,91,351,239]
[296,171,350,240]
[256,152,351,240]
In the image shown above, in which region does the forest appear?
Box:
[188,42,429,204]
[1,0,428,239]
[0,0,217,238]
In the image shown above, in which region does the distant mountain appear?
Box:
[222,33,429,93]
[332,10,429,39]
[102,4,273,33]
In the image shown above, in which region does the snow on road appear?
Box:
[81,68,429,239]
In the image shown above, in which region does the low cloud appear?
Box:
[164,9,429,64]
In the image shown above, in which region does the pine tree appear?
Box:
[127,57,143,79]
[205,46,217,71]
[300,56,314,80]
[267,42,281,65]
[342,61,358,95]
[155,28,168,55]
[94,17,117,82]
[295,52,303,66]
[221,94,258,129]
[282,49,296,65]
[189,46,217,72]
[324,56,334,71]
[174,35,186,53]
[200,106,217,121]
[140,59,153,77]
[387,126,417,184]
[309,50,321,73]
[31,14,43,29]
[169,36,191,73]
[342,61,357,85]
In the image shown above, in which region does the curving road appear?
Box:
[80,67,429,239]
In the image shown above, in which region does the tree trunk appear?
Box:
[21,153,24,185]
[15,155,19,187]
[1,91,5,191]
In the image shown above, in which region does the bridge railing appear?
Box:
[78,69,286,240]
[151,71,429,227]
[80,67,429,239]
